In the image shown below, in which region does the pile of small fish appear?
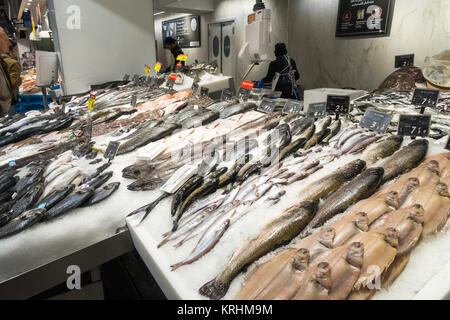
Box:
[0,150,120,239]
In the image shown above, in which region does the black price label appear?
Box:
[131,94,137,108]
[395,54,415,68]
[327,95,350,114]
[283,100,303,115]
[398,115,431,137]
[412,88,440,109]
[123,74,130,82]
[192,82,199,95]
[132,74,139,83]
[446,136,450,151]
[167,78,175,90]
[104,142,121,161]
[87,118,93,141]
[257,99,277,114]
[221,89,233,101]
[307,102,327,118]
[360,109,392,134]
[238,87,251,102]
[200,87,210,98]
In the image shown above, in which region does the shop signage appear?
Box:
[326,95,350,115]
[411,88,440,109]
[104,142,121,161]
[162,15,201,48]
[283,100,303,115]
[395,54,415,68]
[398,115,431,137]
[336,0,392,37]
[307,102,327,118]
[88,94,96,111]
[360,109,392,133]
[257,99,277,114]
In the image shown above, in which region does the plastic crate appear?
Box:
[16,94,52,114]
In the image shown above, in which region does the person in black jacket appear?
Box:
[263,43,300,99]
[164,37,185,71]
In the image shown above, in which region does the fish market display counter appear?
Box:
[126,137,450,300]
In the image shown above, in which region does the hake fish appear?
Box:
[300,167,385,238]
[199,200,319,300]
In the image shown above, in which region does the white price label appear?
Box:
[161,165,198,194]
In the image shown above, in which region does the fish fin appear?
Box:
[199,279,229,300]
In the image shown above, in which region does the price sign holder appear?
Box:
[257,99,277,114]
[221,89,234,101]
[167,74,177,89]
[87,118,93,141]
[398,115,431,138]
[360,109,392,134]
[155,62,162,73]
[132,74,139,83]
[104,142,121,161]
[176,54,188,62]
[88,94,96,112]
[283,100,303,115]
[327,95,350,120]
[131,94,137,109]
[191,82,199,95]
[412,88,440,113]
[123,74,130,82]
[395,54,415,68]
[307,102,327,119]
[145,64,151,75]
[200,87,210,98]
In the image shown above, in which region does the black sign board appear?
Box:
[200,87,210,98]
[131,94,137,109]
[327,95,350,114]
[104,142,121,161]
[446,136,450,151]
[132,75,139,83]
[336,0,392,37]
[221,89,234,101]
[283,100,303,115]
[192,82,199,95]
[238,87,251,102]
[87,118,93,141]
[360,109,392,133]
[412,88,440,109]
[257,99,277,114]
[395,54,415,68]
[162,15,201,48]
[307,102,327,118]
[398,115,431,137]
[123,74,130,82]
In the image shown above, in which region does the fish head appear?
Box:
[346,242,364,269]
[298,200,319,214]
[341,160,366,179]
[408,139,429,148]
[353,212,369,232]
[293,248,310,271]
[22,208,46,220]
[426,160,440,176]
[436,183,450,197]
[407,204,425,225]
[406,178,420,193]
[314,262,332,290]
[318,227,336,248]
[381,227,399,248]
[389,135,404,144]
[384,191,400,209]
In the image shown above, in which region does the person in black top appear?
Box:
[263,43,300,99]
[164,37,185,71]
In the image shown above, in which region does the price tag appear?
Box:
[395,54,415,68]
[8,160,16,167]
[412,88,440,109]
[123,74,130,82]
[200,87,210,98]
[446,136,450,151]
[238,88,251,102]
[257,99,277,114]
[307,102,327,118]
[175,62,183,72]
[191,82,199,95]
[221,89,233,101]
[360,109,392,134]
[131,94,137,108]
[38,203,47,209]
[104,142,121,161]
[145,64,151,75]
[161,164,198,194]
[283,100,303,115]
[241,81,255,90]
[167,74,177,89]
[326,95,350,115]
[87,118,93,140]
[177,54,188,62]
[398,115,431,137]
[88,94,96,111]
[155,62,162,73]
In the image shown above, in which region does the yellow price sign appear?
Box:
[155,62,162,73]
[145,64,151,75]
[177,54,188,62]
[88,94,96,111]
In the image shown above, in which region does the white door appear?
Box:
[221,22,235,77]
[208,23,222,71]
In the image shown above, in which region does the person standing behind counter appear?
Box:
[263,43,300,100]
[3,39,22,111]
[164,37,185,72]
[0,27,13,117]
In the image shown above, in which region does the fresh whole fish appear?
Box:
[219,103,256,119]
[82,162,112,184]
[289,117,314,137]
[361,136,404,165]
[42,188,95,221]
[199,200,319,300]
[41,167,81,199]
[181,111,219,129]
[0,208,46,239]
[122,162,155,180]
[14,167,44,195]
[38,185,76,211]
[304,129,331,149]
[322,120,341,144]
[83,182,121,206]
[45,164,75,184]
[7,184,44,222]
[171,176,204,216]
[84,172,113,190]
[0,175,18,194]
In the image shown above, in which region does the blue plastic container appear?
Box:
[16,94,52,114]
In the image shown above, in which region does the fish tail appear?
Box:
[198,279,229,300]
